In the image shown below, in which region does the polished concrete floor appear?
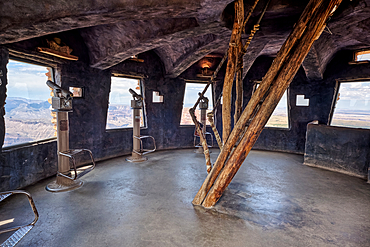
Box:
[1,149,370,247]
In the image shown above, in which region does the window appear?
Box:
[354,50,370,62]
[152,91,163,103]
[330,81,370,129]
[181,82,213,125]
[254,83,289,128]
[106,77,145,129]
[4,59,54,147]
[296,95,309,106]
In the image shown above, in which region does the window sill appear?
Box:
[2,137,57,151]
[263,126,290,131]
[105,126,148,133]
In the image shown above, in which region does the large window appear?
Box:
[354,50,370,62]
[254,83,289,128]
[4,59,54,147]
[106,77,145,129]
[330,81,370,129]
[181,82,213,125]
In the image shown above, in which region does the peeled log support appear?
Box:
[193,0,325,206]
[188,44,228,173]
[207,112,223,150]
[234,0,272,126]
[222,0,244,143]
[190,108,212,173]
[201,0,342,208]
[234,41,243,125]
[193,0,342,207]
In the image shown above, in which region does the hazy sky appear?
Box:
[336,81,370,111]
[7,60,51,100]
[109,77,140,104]
[357,53,370,61]
[183,83,213,108]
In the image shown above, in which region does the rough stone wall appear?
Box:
[2,46,370,191]
[1,140,57,191]
[0,47,8,188]
[0,47,58,191]
[0,47,7,158]
[109,51,218,153]
[58,50,202,162]
[56,61,111,160]
[304,123,370,180]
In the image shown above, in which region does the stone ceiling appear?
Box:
[1,0,369,80]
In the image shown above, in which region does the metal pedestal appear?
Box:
[46,111,84,192]
[126,97,156,162]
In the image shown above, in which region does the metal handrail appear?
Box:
[133,135,156,155]
[58,149,96,180]
[0,190,39,235]
[194,131,214,148]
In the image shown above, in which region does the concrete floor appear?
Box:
[1,149,370,247]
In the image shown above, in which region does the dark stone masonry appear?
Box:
[1,0,370,189]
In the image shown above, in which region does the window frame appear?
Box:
[106,75,147,131]
[354,50,370,62]
[180,80,214,126]
[328,79,370,129]
[3,57,57,149]
[253,81,290,129]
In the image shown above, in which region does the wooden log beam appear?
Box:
[234,0,270,125]
[193,0,323,206]
[193,0,341,206]
[201,0,342,208]
[190,108,212,173]
[222,0,244,143]
[207,112,223,150]
[234,41,243,126]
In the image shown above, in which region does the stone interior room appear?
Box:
[0,0,370,246]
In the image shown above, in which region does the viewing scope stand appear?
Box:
[194,95,213,153]
[45,80,95,192]
[126,89,156,163]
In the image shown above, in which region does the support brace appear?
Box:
[194,0,342,207]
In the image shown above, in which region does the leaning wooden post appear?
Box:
[192,0,324,206]
[202,0,342,208]
[207,112,223,150]
[222,0,244,143]
[234,0,271,125]
[234,41,243,126]
[190,108,212,173]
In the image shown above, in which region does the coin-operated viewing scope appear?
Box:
[129,88,143,100]
[45,80,95,192]
[126,88,156,162]
[129,88,143,109]
[46,80,73,111]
